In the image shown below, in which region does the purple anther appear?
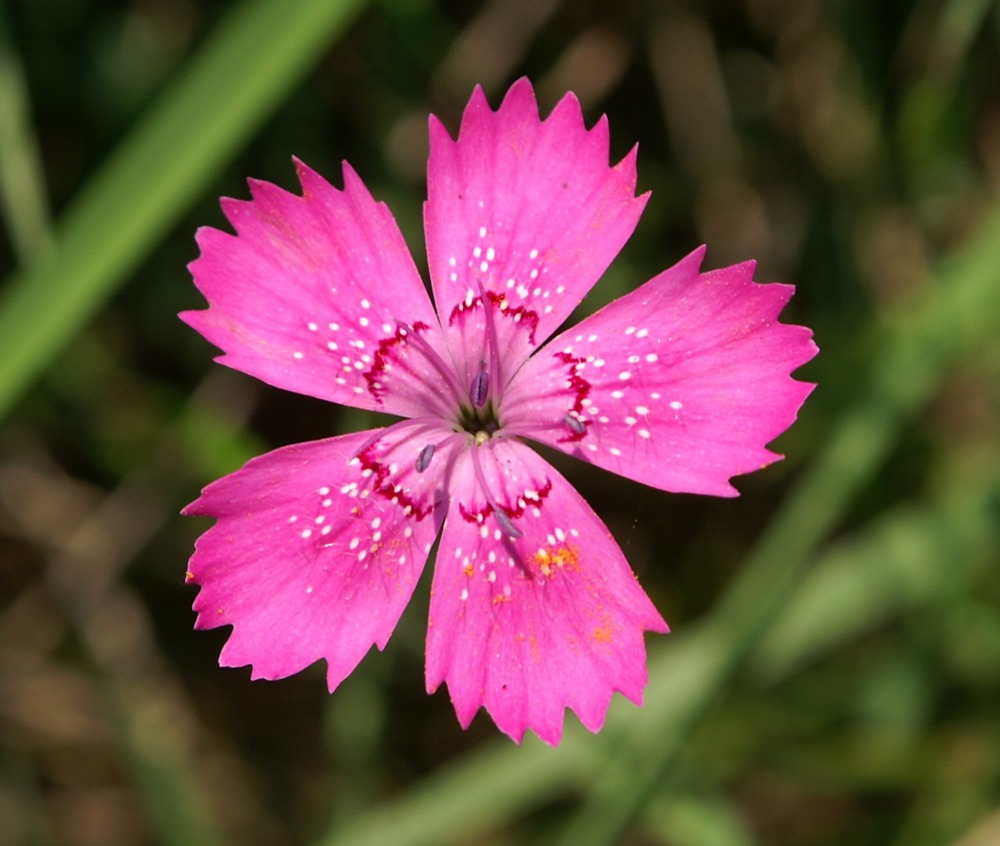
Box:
[470,365,489,408]
[415,443,435,473]
[493,508,523,539]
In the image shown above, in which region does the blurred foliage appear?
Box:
[1,1,999,845]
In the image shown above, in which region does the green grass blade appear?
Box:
[0,0,367,420]
[0,14,53,263]
[755,478,1000,679]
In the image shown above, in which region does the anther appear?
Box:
[563,414,586,435]
[415,443,435,473]
[468,440,523,540]
[470,363,489,408]
[493,507,523,539]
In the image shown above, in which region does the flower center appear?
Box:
[458,399,500,442]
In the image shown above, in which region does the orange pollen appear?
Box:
[533,544,580,577]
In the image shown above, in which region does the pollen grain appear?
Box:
[533,544,580,578]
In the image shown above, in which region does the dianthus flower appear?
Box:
[182,78,816,745]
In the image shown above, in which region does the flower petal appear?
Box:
[425,438,667,745]
[183,427,450,691]
[503,247,818,496]
[183,159,457,418]
[425,78,648,390]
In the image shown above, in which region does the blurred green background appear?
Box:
[1,0,999,844]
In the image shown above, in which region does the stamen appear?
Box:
[398,322,467,406]
[470,363,489,408]
[493,508,522,539]
[350,416,443,462]
[415,443,435,473]
[563,414,586,435]
[469,443,523,539]
[476,280,504,401]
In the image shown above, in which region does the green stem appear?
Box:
[0,0,367,420]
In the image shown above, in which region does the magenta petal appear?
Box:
[425,439,667,745]
[180,78,819,743]
[183,428,448,690]
[183,160,453,418]
[503,247,818,496]
[424,78,648,387]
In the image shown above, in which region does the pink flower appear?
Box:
[181,78,817,745]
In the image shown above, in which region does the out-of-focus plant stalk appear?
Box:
[0,0,367,420]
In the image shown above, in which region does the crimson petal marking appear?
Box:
[361,320,463,418]
[447,290,542,395]
[448,290,540,346]
[183,429,449,691]
[502,247,818,496]
[425,439,667,746]
[425,78,648,389]
[183,159,449,417]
